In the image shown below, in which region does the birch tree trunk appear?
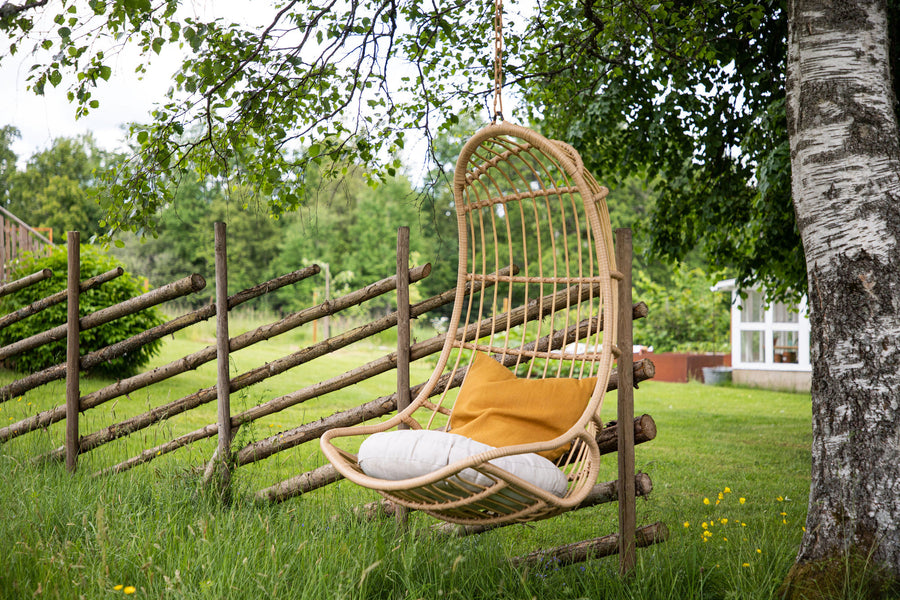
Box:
[783,0,900,594]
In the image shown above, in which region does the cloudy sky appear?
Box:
[0,1,263,163]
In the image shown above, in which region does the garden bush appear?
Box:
[0,245,165,376]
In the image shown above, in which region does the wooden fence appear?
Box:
[0,223,656,511]
[0,206,52,282]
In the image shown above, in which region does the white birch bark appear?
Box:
[786,0,900,579]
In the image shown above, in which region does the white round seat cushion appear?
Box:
[357,429,568,497]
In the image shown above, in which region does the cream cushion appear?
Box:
[357,429,568,497]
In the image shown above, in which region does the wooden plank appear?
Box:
[209,222,232,491]
[65,232,80,473]
[395,226,411,527]
[615,227,636,574]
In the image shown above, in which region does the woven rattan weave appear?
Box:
[321,121,621,525]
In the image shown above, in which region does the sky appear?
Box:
[0,1,266,164]
[0,1,528,169]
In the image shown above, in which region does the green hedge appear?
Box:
[0,245,165,376]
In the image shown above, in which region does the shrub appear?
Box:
[0,245,165,376]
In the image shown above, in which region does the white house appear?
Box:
[712,279,811,393]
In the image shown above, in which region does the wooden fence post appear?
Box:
[616,228,636,574]
[207,222,232,493]
[65,232,80,473]
[395,226,412,527]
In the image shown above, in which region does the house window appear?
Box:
[741,331,764,363]
[727,285,810,371]
[773,330,799,363]
[773,302,799,324]
[740,290,765,323]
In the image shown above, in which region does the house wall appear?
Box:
[732,369,812,394]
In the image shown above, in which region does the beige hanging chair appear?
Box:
[320,121,621,526]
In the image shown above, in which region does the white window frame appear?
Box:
[729,288,811,371]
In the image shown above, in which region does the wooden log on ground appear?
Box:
[0,273,206,362]
[0,267,123,331]
[509,521,669,568]
[0,268,52,299]
[363,472,655,534]
[254,464,343,503]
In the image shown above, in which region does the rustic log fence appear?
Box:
[0,224,656,537]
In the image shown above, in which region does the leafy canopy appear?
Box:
[7,0,895,296]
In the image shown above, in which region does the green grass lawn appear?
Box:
[0,315,815,599]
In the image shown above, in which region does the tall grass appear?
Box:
[0,310,820,598]
[1,376,814,597]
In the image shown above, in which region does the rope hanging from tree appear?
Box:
[492,0,504,122]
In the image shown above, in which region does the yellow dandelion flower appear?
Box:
[780,512,787,516]
[720,518,728,525]
[718,492,724,500]
[742,563,750,568]
[724,487,731,493]
[757,548,762,554]
[114,585,123,591]
[723,537,728,542]
[741,522,747,527]
[683,521,690,528]
[703,537,708,543]
[777,496,784,502]
[124,586,136,594]
[739,497,746,504]
[703,497,710,505]
[783,519,788,524]
[803,526,807,532]
[701,522,708,529]
[716,499,720,505]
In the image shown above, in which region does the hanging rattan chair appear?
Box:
[320,121,621,526]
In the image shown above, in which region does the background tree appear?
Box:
[0,125,19,206]
[5,135,115,240]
